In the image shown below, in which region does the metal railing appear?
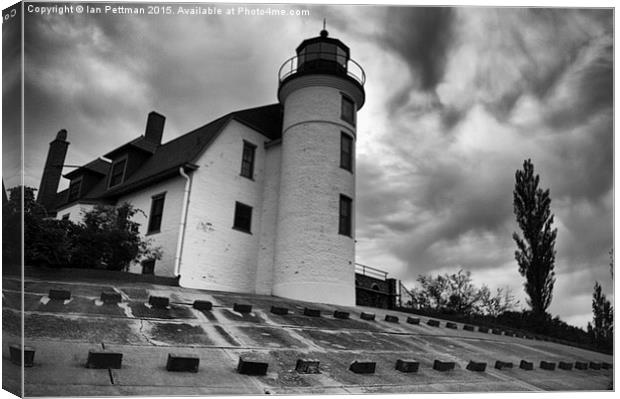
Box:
[278,52,366,86]
[355,263,388,280]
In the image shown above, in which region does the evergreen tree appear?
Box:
[512,159,557,316]
[590,281,613,346]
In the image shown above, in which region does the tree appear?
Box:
[72,203,162,270]
[512,159,557,317]
[3,186,49,265]
[588,281,613,347]
[478,285,519,317]
[411,269,481,314]
[445,270,480,314]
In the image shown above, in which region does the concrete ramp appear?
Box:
[2,276,613,396]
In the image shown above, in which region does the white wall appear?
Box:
[178,119,270,293]
[255,144,281,294]
[55,203,94,223]
[117,176,187,277]
[273,83,358,306]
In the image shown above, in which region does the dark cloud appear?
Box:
[379,7,455,107]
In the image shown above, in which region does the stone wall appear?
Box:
[355,274,397,309]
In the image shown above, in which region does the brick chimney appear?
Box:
[144,111,165,145]
[37,129,69,214]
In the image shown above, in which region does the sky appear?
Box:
[1,1,614,329]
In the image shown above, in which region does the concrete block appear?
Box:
[478,326,489,333]
[406,317,420,325]
[427,319,440,327]
[349,360,376,374]
[333,310,350,319]
[463,324,475,331]
[303,307,321,317]
[9,345,35,367]
[602,362,612,370]
[433,360,455,371]
[100,291,122,304]
[86,350,123,369]
[49,289,71,300]
[446,322,458,329]
[192,300,212,311]
[575,361,588,370]
[360,312,375,321]
[494,361,513,370]
[519,360,533,370]
[295,359,320,374]
[166,353,199,372]
[384,315,399,323]
[589,362,602,370]
[149,296,169,309]
[466,361,487,372]
[558,361,573,370]
[237,356,268,375]
[233,303,252,313]
[395,359,419,373]
[270,306,288,315]
[491,329,503,335]
[540,361,556,371]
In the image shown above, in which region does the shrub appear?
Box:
[4,186,161,270]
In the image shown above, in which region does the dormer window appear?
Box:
[108,158,127,188]
[67,178,82,202]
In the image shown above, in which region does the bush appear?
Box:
[4,186,161,270]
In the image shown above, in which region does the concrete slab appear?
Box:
[109,345,263,393]
[144,320,215,346]
[236,326,307,349]
[16,340,114,396]
[23,313,147,344]
[128,302,196,319]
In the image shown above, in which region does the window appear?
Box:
[67,178,82,202]
[142,260,155,275]
[339,195,353,237]
[341,95,355,125]
[240,141,256,179]
[233,202,252,233]
[109,159,127,188]
[340,133,353,172]
[147,193,166,234]
[61,213,70,221]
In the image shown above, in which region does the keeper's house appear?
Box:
[37,29,366,306]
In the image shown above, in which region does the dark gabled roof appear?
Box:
[104,136,158,159]
[54,103,283,208]
[231,104,283,141]
[64,158,110,179]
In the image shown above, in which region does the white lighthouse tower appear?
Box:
[272,28,366,306]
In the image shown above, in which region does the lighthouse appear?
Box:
[272,28,366,306]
